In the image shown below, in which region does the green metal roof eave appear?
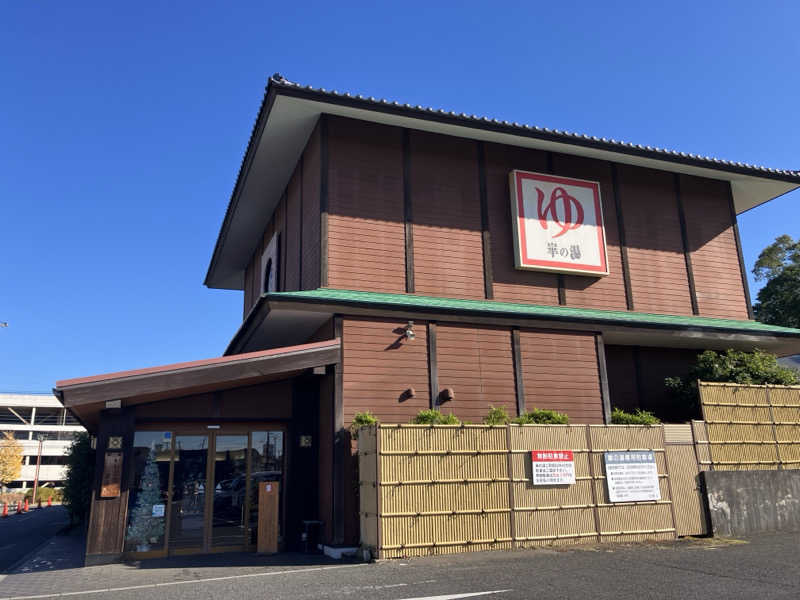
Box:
[265,288,800,338]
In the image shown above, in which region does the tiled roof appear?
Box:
[268,288,800,337]
[269,74,800,181]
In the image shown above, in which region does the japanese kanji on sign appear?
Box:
[604,451,661,503]
[509,170,608,276]
[531,450,575,486]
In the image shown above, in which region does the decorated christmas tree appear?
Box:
[126,448,165,550]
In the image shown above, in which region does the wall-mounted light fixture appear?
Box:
[439,388,455,404]
[404,321,416,341]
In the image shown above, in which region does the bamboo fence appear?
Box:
[699,382,800,471]
[359,423,705,559]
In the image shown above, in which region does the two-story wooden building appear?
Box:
[56,74,800,563]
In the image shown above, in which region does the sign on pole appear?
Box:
[604,451,660,502]
[531,450,575,485]
[509,170,608,276]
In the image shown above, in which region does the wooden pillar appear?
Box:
[331,316,345,544]
[85,406,135,565]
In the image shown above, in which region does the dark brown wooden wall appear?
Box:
[327,117,405,293]
[617,165,693,315]
[285,168,302,292]
[132,380,293,421]
[485,142,560,305]
[241,115,749,321]
[242,123,323,316]
[340,317,431,425]
[302,126,322,291]
[681,175,749,319]
[315,116,749,320]
[605,344,701,422]
[411,131,485,300]
[553,153,628,311]
[518,329,604,424]
[341,317,605,426]
[604,345,640,412]
[436,324,517,421]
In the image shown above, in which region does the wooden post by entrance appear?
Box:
[257,481,280,554]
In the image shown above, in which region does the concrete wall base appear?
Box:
[84,553,122,566]
[701,470,800,537]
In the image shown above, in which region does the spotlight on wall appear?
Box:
[439,388,455,404]
[404,321,415,341]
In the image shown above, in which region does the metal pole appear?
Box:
[32,436,43,506]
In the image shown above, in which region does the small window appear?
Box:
[262,258,273,294]
[260,233,280,293]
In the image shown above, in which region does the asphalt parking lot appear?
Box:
[0,506,69,573]
[1,531,799,600]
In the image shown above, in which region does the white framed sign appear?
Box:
[531,450,575,486]
[260,233,280,294]
[604,451,660,503]
[509,170,608,276]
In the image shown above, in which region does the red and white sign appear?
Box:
[531,450,575,486]
[509,170,608,276]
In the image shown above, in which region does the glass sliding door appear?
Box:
[124,432,172,553]
[169,435,209,552]
[124,427,287,557]
[211,435,249,548]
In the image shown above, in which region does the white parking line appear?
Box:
[394,592,511,600]
[0,563,369,600]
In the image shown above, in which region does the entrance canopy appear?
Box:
[54,339,340,430]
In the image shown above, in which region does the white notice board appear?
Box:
[604,451,660,502]
[531,450,575,485]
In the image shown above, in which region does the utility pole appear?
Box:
[32,434,44,505]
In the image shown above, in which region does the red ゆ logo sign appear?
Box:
[509,170,608,276]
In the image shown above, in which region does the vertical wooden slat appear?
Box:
[477,141,493,299]
[611,163,634,310]
[595,334,612,424]
[675,174,699,315]
[403,129,415,293]
[281,194,288,292]
[428,322,438,409]
[511,329,525,416]
[320,114,329,288]
[727,184,754,319]
[332,315,344,543]
[298,155,304,287]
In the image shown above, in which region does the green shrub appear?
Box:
[611,407,661,425]
[512,408,569,425]
[484,406,510,425]
[24,487,62,503]
[62,432,95,524]
[350,411,379,437]
[665,348,799,418]
[412,409,461,425]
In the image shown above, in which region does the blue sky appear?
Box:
[1,2,798,392]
